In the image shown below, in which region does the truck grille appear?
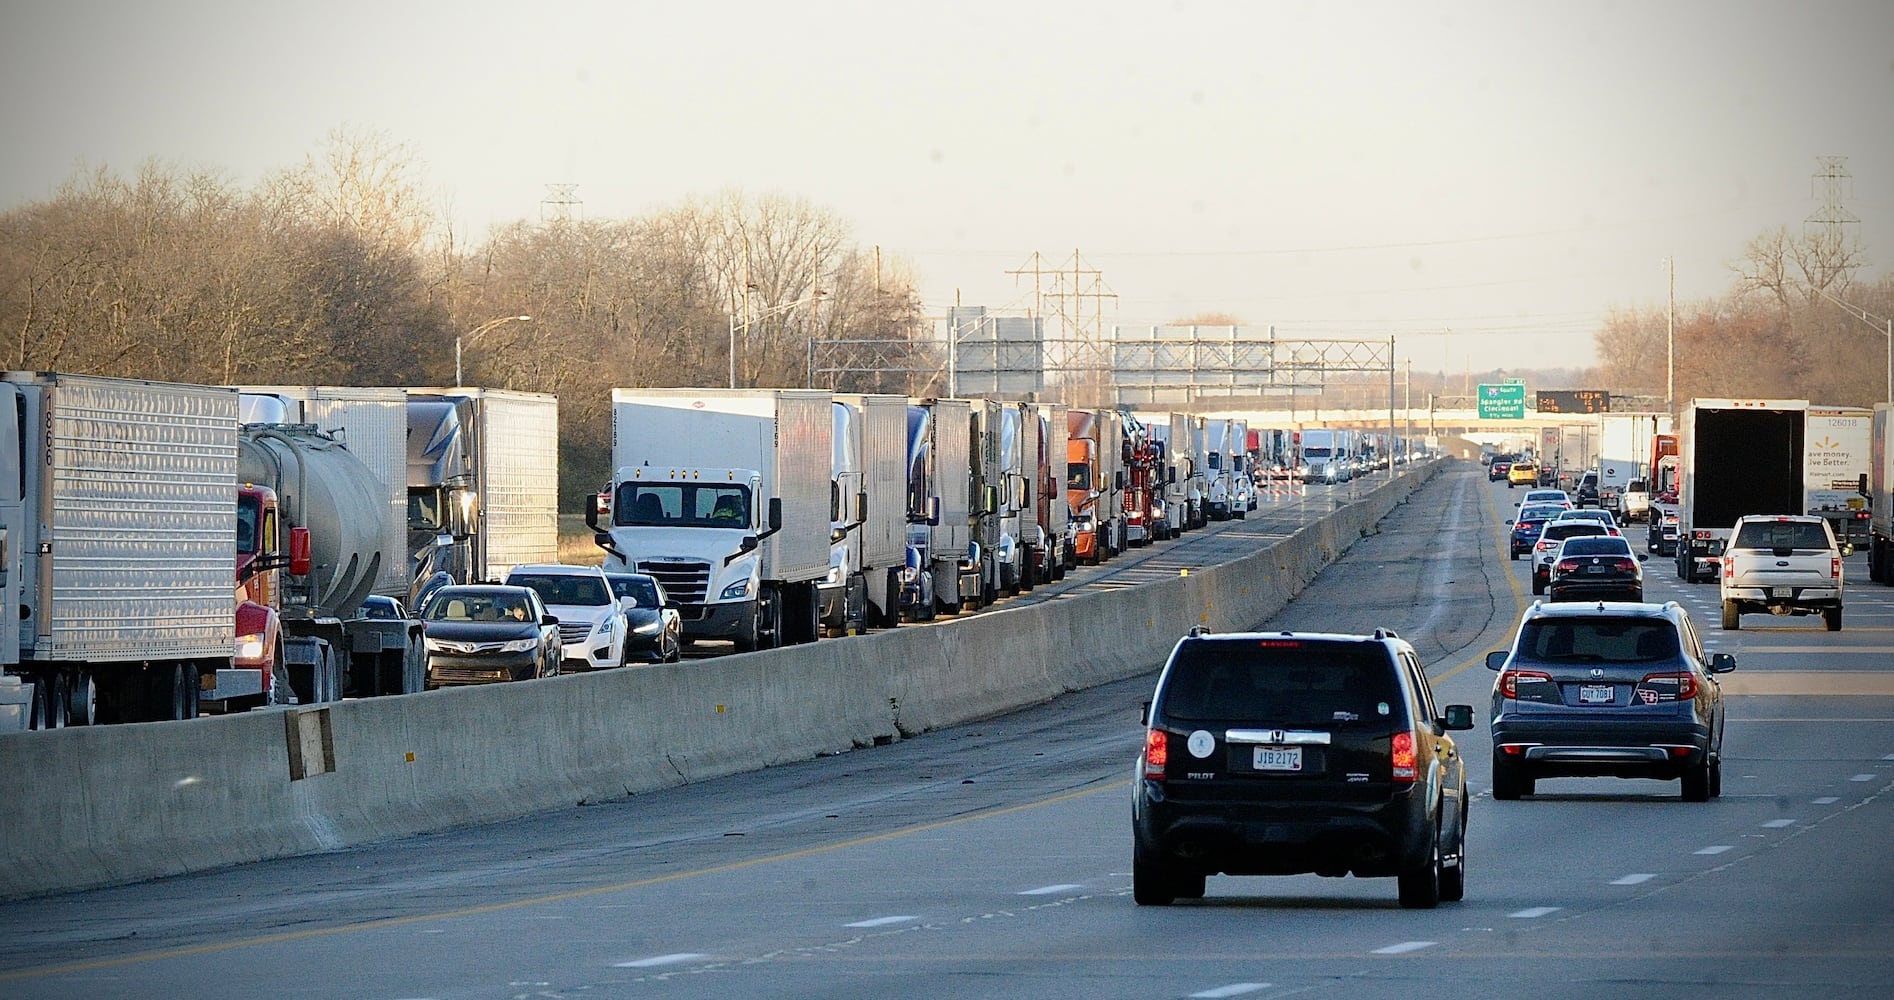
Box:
[638,560,711,604]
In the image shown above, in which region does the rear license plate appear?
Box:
[1771,586,1793,598]
[1579,685,1614,704]
[1253,746,1303,771]
[1586,565,1607,574]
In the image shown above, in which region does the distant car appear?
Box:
[1507,504,1570,560]
[1507,462,1539,488]
[1553,508,1622,537]
[419,584,562,688]
[1133,628,1474,908]
[1489,460,1513,483]
[1719,515,1843,631]
[605,572,684,663]
[1574,471,1601,508]
[358,595,409,620]
[1531,521,1611,594]
[504,564,629,670]
[1547,535,1647,603]
[1516,489,1572,509]
[1487,601,1734,801]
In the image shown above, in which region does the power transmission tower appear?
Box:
[1009,250,1116,407]
[541,183,582,224]
[1803,156,1860,287]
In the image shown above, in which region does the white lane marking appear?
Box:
[1509,906,1560,918]
[1851,774,1876,782]
[1814,796,1841,804]
[1019,884,1084,896]
[1761,819,1795,828]
[1883,754,1894,761]
[844,915,920,928]
[1611,873,1656,885]
[1372,941,1437,954]
[613,953,709,968]
[1191,984,1272,998]
[1695,845,1733,855]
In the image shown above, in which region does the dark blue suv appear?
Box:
[1486,602,1734,801]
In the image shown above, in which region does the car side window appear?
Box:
[1401,651,1437,725]
[1678,615,1705,665]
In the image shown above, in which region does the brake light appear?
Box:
[1555,559,1580,575]
[1537,539,1557,552]
[1613,558,1638,573]
[1391,731,1417,784]
[1500,668,1553,699]
[1832,556,1841,579]
[1144,729,1168,779]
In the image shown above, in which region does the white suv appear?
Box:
[1719,515,1843,631]
[503,564,630,668]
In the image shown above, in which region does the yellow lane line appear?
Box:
[1431,473,1528,684]
[0,782,1122,983]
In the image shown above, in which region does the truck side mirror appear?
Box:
[983,484,999,514]
[288,526,312,577]
[1115,471,1127,490]
[926,496,941,527]
[767,497,784,531]
[584,492,605,531]
[856,491,869,522]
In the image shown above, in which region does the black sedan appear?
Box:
[1548,535,1647,602]
[1486,602,1734,801]
[419,585,562,688]
[605,572,683,664]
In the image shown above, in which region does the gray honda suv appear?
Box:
[1133,628,1474,908]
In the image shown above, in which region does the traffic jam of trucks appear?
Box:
[2,369,1422,731]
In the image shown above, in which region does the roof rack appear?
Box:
[1188,625,1211,637]
[1373,627,1400,640]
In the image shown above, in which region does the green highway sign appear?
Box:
[1478,382,1527,419]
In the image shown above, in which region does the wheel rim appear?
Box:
[68,671,95,726]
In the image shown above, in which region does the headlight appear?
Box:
[235,633,264,661]
[721,579,753,600]
[424,636,448,652]
[898,565,922,585]
[633,620,663,635]
[598,615,615,635]
[1076,516,1096,531]
[498,638,538,653]
[826,564,845,584]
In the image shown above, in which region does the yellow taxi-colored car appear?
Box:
[1507,461,1539,488]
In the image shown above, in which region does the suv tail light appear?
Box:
[1391,731,1417,784]
[1640,671,1699,700]
[1500,668,1553,699]
[1143,729,1168,780]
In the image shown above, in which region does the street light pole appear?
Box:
[1812,286,1893,406]
[456,314,531,386]
[728,293,825,389]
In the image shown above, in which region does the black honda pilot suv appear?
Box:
[1133,628,1475,908]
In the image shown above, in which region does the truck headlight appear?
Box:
[721,579,753,600]
[826,564,845,584]
[235,633,264,661]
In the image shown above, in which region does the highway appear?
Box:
[1,464,1889,999]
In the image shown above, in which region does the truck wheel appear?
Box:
[1825,607,1842,632]
[30,673,67,730]
[68,670,95,726]
[1721,601,1740,630]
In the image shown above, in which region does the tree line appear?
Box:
[0,130,933,508]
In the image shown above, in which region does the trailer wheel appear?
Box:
[29,673,67,730]
[68,669,95,726]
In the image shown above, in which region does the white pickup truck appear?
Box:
[1720,514,1844,631]
[1620,477,1651,523]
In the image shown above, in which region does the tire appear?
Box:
[1439,809,1467,903]
[1531,575,1545,596]
[1721,601,1740,630]
[1174,870,1207,899]
[1492,756,1530,800]
[1868,540,1886,582]
[1397,827,1442,909]
[1132,844,1180,906]
[1681,759,1712,802]
[1509,549,1518,561]
[1824,606,1841,632]
[1709,755,1723,799]
[733,604,761,653]
[68,669,96,726]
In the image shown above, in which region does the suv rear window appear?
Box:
[1159,640,1401,726]
[1518,618,1678,663]
[1732,520,1830,550]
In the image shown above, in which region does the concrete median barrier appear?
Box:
[0,461,1441,900]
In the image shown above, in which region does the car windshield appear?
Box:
[1517,618,1679,663]
[1560,537,1631,556]
[510,574,609,606]
[1733,520,1830,550]
[1159,640,1400,726]
[425,591,533,622]
[609,576,662,607]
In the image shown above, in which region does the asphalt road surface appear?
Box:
[3,463,1889,999]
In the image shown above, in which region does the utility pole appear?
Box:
[1665,256,1675,414]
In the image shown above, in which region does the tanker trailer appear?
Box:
[238,424,425,704]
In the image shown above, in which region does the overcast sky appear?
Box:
[5,0,1890,374]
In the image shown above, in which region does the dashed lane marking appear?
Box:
[1190,984,1272,998]
[1761,819,1796,828]
[1372,941,1437,955]
[844,915,920,928]
[1018,884,1084,896]
[1694,845,1733,855]
[612,953,709,968]
[1611,873,1656,885]
[1510,907,1560,918]
[1814,796,1842,804]
[1850,774,1876,782]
